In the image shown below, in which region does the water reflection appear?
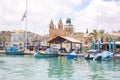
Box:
[46,57,120,80]
[47,56,73,80]
[84,59,120,80]
[0,54,120,80]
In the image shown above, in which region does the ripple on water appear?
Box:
[0,55,120,80]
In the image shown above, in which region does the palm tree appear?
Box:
[90,29,106,42]
[89,29,98,42]
[116,37,120,41]
[105,35,112,42]
[0,37,2,45]
[105,35,109,42]
[2,36,7,48]
[98,29,105,43]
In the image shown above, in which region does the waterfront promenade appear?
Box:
[1,50,120,58]
[0,50,34,55]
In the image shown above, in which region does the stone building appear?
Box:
[47,18,92,48]
[48,18,74,41]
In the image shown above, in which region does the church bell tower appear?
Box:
[58,18,63,30]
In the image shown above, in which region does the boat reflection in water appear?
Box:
[0,55,120,80]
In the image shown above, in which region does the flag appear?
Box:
[21,11,26,21]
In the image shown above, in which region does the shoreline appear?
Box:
[0,50,120,58]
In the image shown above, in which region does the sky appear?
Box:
[0,0,120,35]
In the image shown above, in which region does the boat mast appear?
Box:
[25,0,28,49]
[97,0,100,41]
[97,0,98,31]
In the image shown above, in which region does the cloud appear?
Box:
[72,0,120,33]
[0,0,120,35]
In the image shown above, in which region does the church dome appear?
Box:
[66,18,71,24]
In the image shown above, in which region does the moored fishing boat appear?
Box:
[101,51,114,60]
[84,49,114,60]
[4,46,24,55]
[67,51,78,60]
[34,49,58,58]
[84,49,101,60]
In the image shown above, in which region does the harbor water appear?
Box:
[0,54,120,80]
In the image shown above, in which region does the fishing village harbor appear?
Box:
[1,0,120,80]
[0,18,120,80]
[0,18,120,57]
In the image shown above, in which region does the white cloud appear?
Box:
[0,0,120,35]
[72,0,120,33]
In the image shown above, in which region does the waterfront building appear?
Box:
[0,30,42,49]
[11,30,25,48]
[12,30,42,48]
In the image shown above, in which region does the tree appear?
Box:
[105,35,112,42]
[89,29,98,42]
[2,36,7,47]
[0,37,2,45]
[90,29,106,43]
[98,29,105,43]
[105,35,109,42]
[116,37,120,41]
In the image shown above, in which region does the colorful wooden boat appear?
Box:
[4,47,24,55]
[34,49,58,58]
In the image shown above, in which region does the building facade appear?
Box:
[48,18,74,41]
[0,30,42,48]
[47,18,92,48]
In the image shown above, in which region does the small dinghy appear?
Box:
[67,51,78,60]
[84,49,101,60]
[101,51,114,60]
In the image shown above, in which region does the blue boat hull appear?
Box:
[67,54,77,60]
[4,47,24,55]
[101,51,114,60]
[34,52,58,58]
[5,51,24,55]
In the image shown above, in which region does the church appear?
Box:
[46,18,91,49]
[48,18,74,41]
